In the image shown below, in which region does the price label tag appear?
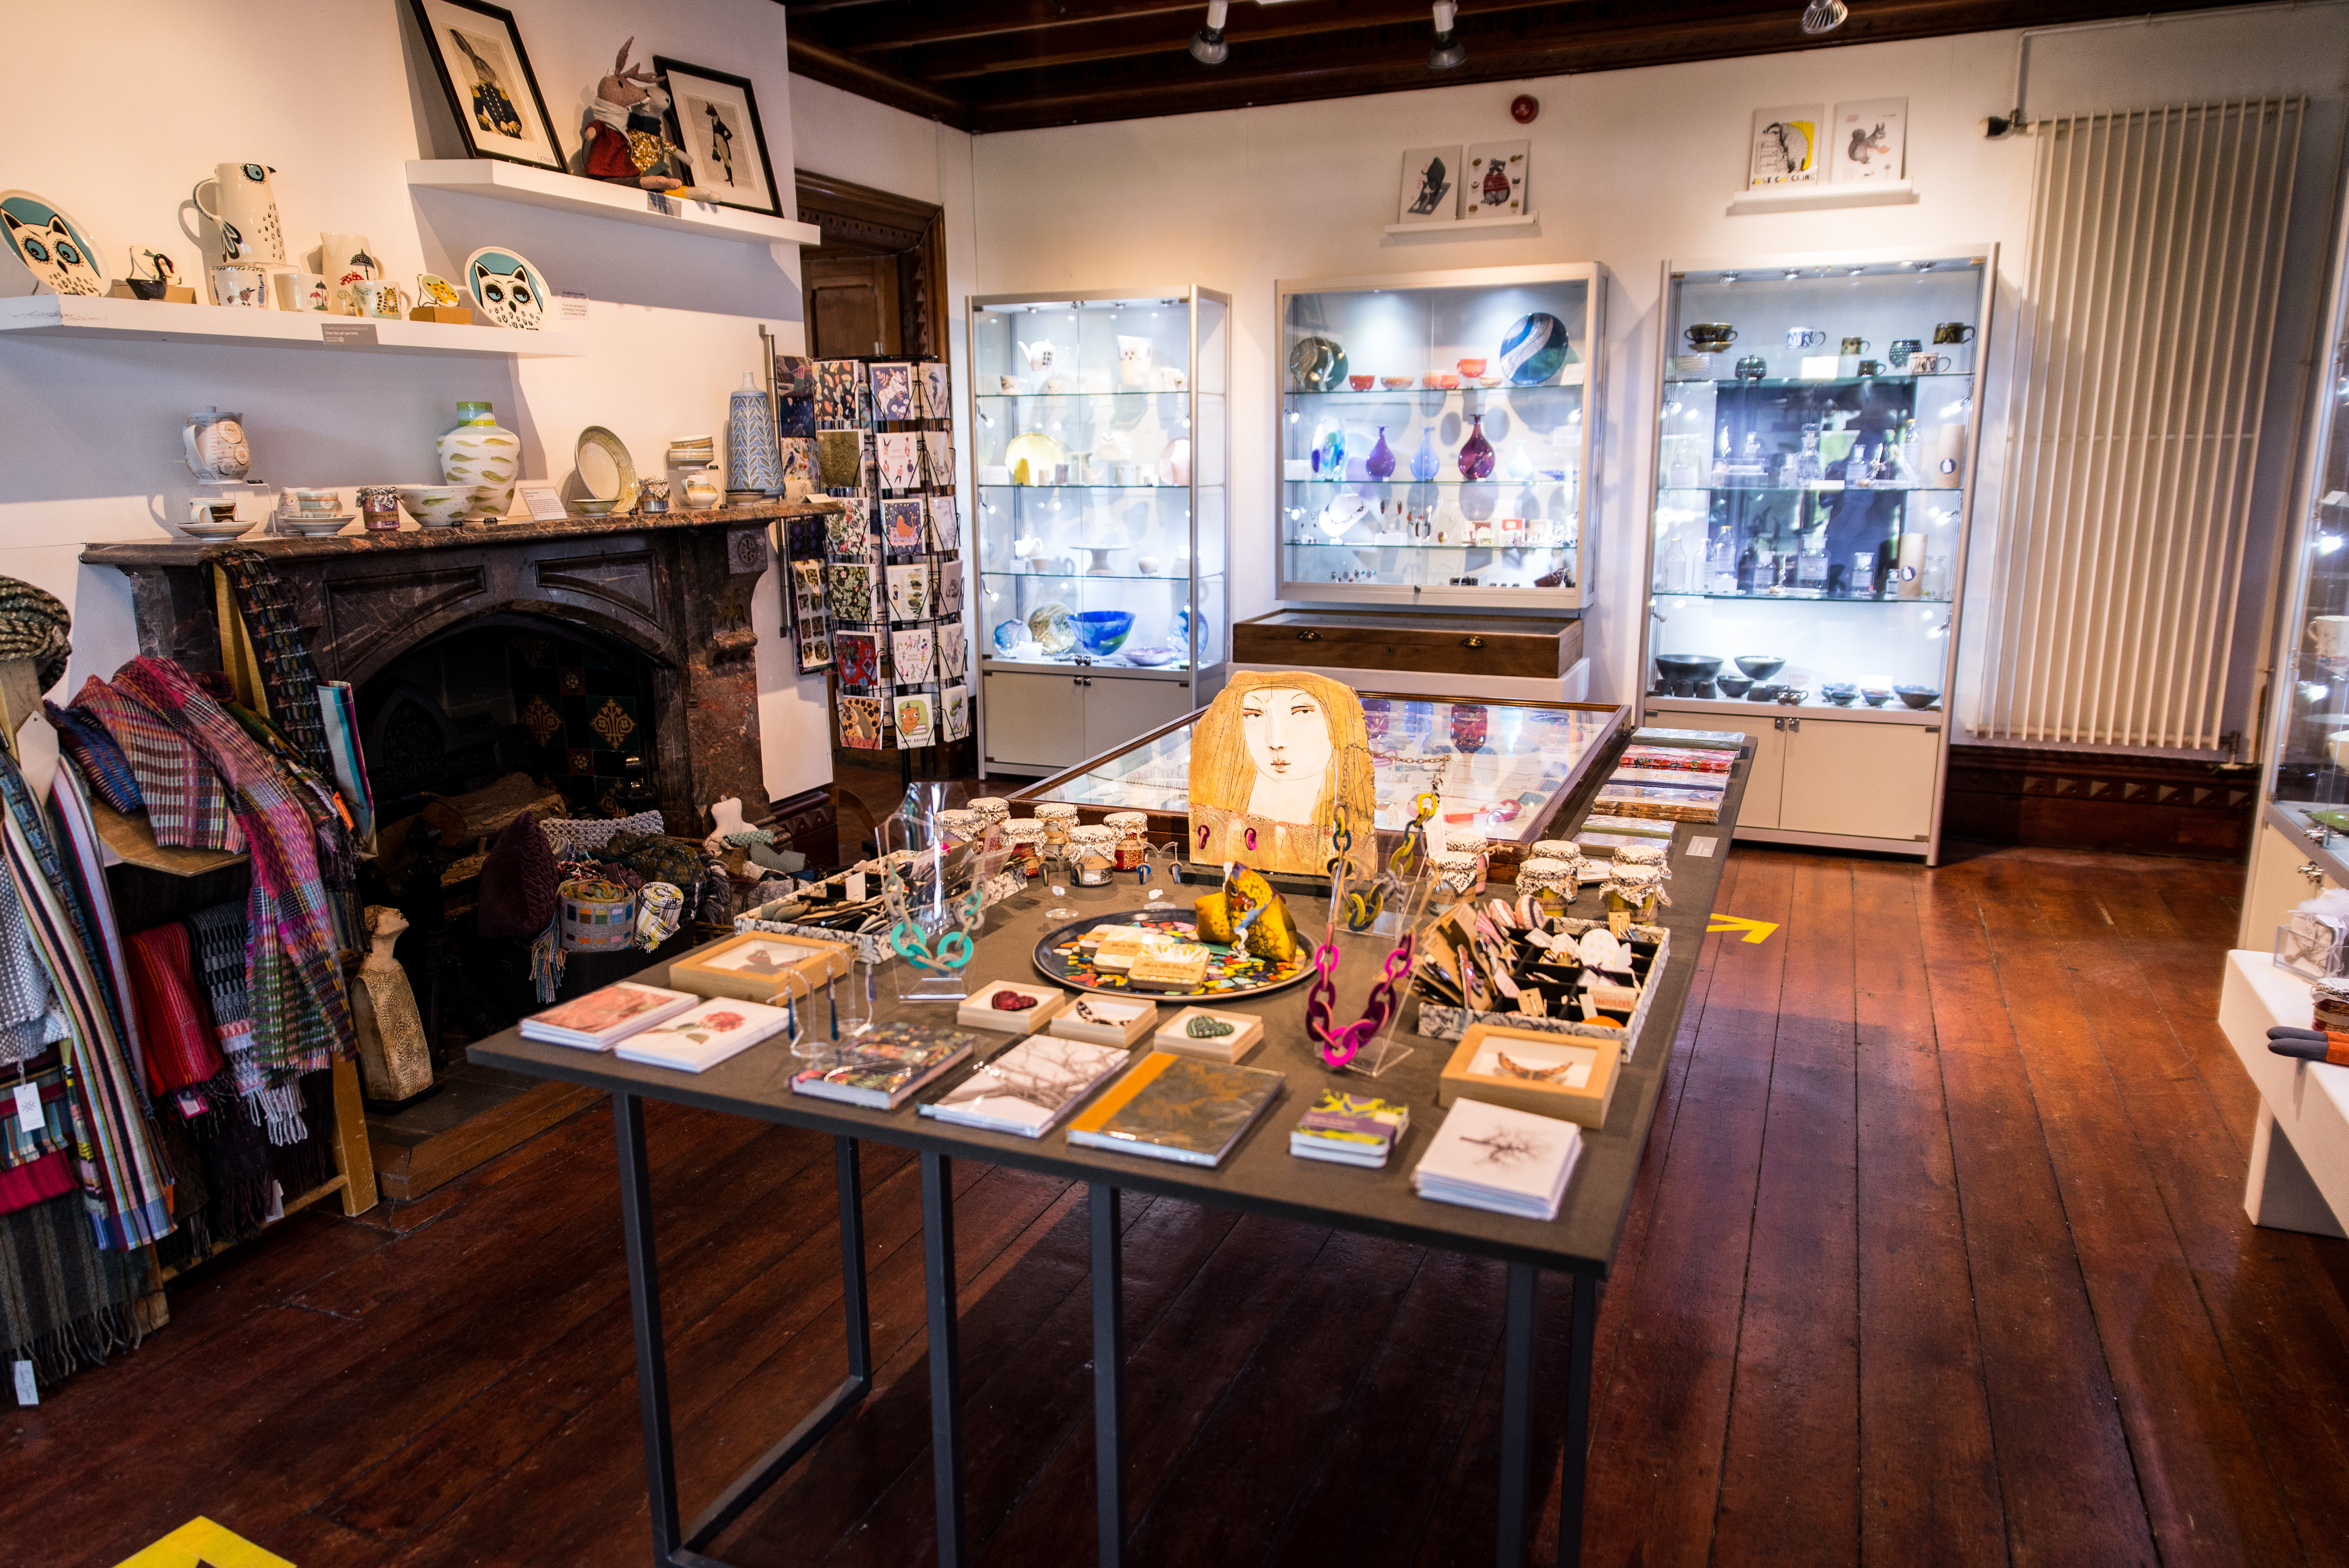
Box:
[12,1360,36,1406]
[847,872,867,903]
[321,321,378,346]
[1686,836,1718,858]
[557,289,589,321]
[264,1180,284,1223]
[12,1081,39,1132]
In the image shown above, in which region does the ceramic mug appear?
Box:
[2312,616,2349,661]
[637,478,671,514]
[1857,360,1882,376]
[1684,323,1737,351]
[353,280,410,319]
[211,265,266,308]
[1839,336,1870,356]
[1912,353,1953,374]
[997,374,1025,394]
[189,498,238,528]
[1784,328,1828,349]
[288,487,339,513]
[1888,338,1922,368]
[1734,355,1768,381]
[1933,322,1977,345]
[273,271,332,313]
[192,163,284,263]
[320,232,379,289]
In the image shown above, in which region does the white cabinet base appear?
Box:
[980,665,1219,778]
[1646,702,1943,858]
[2217,950,2349,1237]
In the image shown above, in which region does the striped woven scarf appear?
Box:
[72,676,241,853]
[43,699,141,813]
[0,746,173,1249]
[112,659,354,1080]
[212,550,335,778]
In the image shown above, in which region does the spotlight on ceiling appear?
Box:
[1189,0,1230,64]
[1429,1,1467,69]
[1800,0,1848,34]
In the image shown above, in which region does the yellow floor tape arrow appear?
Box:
[1707,914,1780,944]
[114,1518,294,1568]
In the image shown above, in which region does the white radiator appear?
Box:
[1977,96,2305,751]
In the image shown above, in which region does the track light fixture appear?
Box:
[1800,0,1847,34]
[1189,0,1230,64]
[1428,1,1466,68]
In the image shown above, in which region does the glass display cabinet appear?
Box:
[1274,264,1606,611]
[970,286,1231,775]
[1640,245,1996,864]
[1010,692,1625,855]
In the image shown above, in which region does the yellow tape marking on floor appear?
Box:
[1707,914,1780,944]
[113,1516,294,1568]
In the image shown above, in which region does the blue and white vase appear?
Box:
[727,373,783,494]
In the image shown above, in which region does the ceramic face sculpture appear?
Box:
[184,408,251,483]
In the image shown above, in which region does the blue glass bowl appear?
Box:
[1073,610,1135,657]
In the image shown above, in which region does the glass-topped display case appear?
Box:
[970,287,1231,776]
[1275,264,1605,611]
[1011,693,1624,852]
[1640,246,1996,862]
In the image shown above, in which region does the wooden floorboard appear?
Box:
[9,845,2349,1568]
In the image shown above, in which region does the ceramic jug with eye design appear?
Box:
[192,163,285,264]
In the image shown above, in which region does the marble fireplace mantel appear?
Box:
[82,500,838,827]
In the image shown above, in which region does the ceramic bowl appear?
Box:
[1072,610,1135,657]
[1894,685,1942,710]
[726,488,765,504]
[1745,683,1780,701]
[1733,654,1786,681]
[574,498,617,515]
[1716,674,1755,698]
[278,514,351,537]
[1823,688,1859,706]
[1124,644,1178,668]
[1861,688,1892,707]
[1653,654,1723,682]
[1381,376,1414,390]
[398,485,468,528]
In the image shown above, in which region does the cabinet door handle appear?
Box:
[1296,629,1323,642]
[1787,718,1800,732]
[1461,636,1488,649]
[1774,716,1785,730]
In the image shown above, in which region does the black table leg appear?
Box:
[1496,1261,1538,1568]
[1091,1185,1125,1568]
[613,1097,877,1568]
[1558,1272,1596,1568]
[923,1150,967,1568]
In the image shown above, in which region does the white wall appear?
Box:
[0,0,825,805]
[963,5,2349,731]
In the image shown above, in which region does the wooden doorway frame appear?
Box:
[793,171,947,360]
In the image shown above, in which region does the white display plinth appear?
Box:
[2217,950,2349,1237]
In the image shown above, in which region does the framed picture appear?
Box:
[410,0,565,172]
[670,930,855,1005]
[1464,140,1529,216]
[1749,105,1824,189]
[1830,98,1907,184]
[1438,1023,1621,1128]
[655,57,782,216]
[1398,146,1461,224]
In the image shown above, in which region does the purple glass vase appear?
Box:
[1457,414,1495,481]
[1365,426,1396,480]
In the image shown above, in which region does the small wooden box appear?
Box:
[1438,1023,1622,1128]
[956,980,1069,1035]
[409,305,474,324]
[1233,610,1583,682]
[668,930,855,1005]
[1048,994,1158,1047]
[1152,1006,1265,1064]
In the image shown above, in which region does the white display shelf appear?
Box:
[0,293,585,357]
[1726,180,1918,217]
[1644,691,1943,723]
[406,160,822,246]
[1384,212,1542,236]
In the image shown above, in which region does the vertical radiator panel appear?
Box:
[1979,98,2303,750]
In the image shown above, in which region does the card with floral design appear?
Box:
[828,562,875,624]
[836,631,881,690]
[926,494,961,553]
[936,617,966,680]
[886,563,930,622]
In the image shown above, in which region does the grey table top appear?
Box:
[472,749,1748,1277]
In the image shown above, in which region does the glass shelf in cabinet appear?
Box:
[975,482,1194,492]
[1282,477,1576,488]
[1662,372,1975,390]
[973,390,1191,402]
[1654,483,1966,497]
[978,570,1198,583]
[1650,589,1955,605]
[1281,382,1586,399]
[1286,539,1572,551]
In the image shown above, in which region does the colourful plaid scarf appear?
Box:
[111,659,354,1080]
[72,676,241,853]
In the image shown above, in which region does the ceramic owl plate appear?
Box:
[463,246,552,331]
[0,191,105,297]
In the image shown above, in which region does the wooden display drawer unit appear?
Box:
[1235,611,1584,700]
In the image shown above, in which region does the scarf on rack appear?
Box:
[0,745,173,1249]
[43,699,141,813]
[49,760,150,1093]
[0,579,71,696]
[217,698,361,956]
[0,1189,146,1388]
[126,923,225,1095]
[210,550,335,778]
[185,902,304,1144]
[72,676,241,853]
[0,870,67,1066]
[0,1067,69,1169]
[111,659,354,1083]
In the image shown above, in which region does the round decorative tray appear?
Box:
[1032,909,1314,1001]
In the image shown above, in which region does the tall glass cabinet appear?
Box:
[1639,245,1997,863]
[969,287,1231,775]
[1274,264,1605,611]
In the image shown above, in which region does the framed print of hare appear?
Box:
[654,59,782,216]
[410,0,565,172]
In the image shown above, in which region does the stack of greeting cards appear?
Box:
[1290,1090,1411,1168]
[615,998,797,1073]
[1412,1099,1583,1221]
[920,1035,1130,1137]
[522,981,699,1050]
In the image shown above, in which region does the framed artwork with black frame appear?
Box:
[655,57,783,216]
[411,0,566,172]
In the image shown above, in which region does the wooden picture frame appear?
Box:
[955,980,1070,1035]
[668,930,855,1005]
[1438,1023,1621,1128]
[409,0,566,173]
[655,57,784,216]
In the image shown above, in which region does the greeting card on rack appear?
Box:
[918,363,951,420]
[870,362,914,421]
[828,563,875,623]
[876,431,921,491]
[938,565,963,617]
[891,627,935,685]
[826,498,873,558]
[927,494,961,553]
[836,630,881,689]
[815,360,864,425]
[886,563,930,621]
[936,617,966,680]
[941,684,971,742]
[895,693,936,748]
[776,355,817,399]
[840,694,887,749]
[881,498,926,553]
[922,431,955,489]
[815,428,865,490]
[778,437,818,492]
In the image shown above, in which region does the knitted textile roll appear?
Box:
[0,578,71,694]
[126,923,227,1094]
[73,676,242,852]
[541,809,664,859]
[43,700,141,813]
[477,811,560,939]
[210,550,335,778]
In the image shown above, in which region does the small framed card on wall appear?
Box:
[655,58,783,216]
[1830,98,1907,184]
[1398,146,1462,224]
[1748,105,1824,188]
[410,0,566,172]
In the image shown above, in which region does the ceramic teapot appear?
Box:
[1016,338,1059,373]
[184,407,251,483]
[192,163,285,264]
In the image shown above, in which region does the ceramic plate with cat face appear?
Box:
[0,191,105,297]
[463,246,551,330]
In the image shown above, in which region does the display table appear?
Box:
[2216,951,2349,1237]
[472,741,1748,1568]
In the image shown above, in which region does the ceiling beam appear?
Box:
[786,31,973,128]
[786,0,1201,51]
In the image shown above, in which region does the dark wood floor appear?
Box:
[9,844,2348,1567]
